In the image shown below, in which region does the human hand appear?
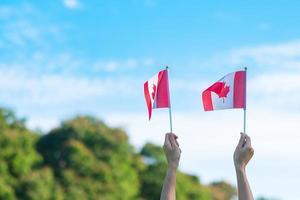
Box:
[234,133,254,170]
[163,133,181,169]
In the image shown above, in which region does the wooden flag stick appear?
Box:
[243,67,247,133]
[166,66,173,133]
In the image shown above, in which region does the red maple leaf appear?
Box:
[210,81,230,102]
[218,84,230,98]
[151,84,157,100]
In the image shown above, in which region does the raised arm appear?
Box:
[234,133,254,200]
[160,133,181,200]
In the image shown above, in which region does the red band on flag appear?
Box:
[233,71,246,109]
[202,90,213,111]
[156,70,170,108]
[144,82,152,120]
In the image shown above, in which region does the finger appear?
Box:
[169,134,178,149]
[175,138,179,147]
[245,134,252,147]
[247,147,254,160]
[172,133,180,146]
[250,147,254,155]
[164,133,171,148]
[237,132,246,148]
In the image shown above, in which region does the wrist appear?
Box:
[235,164,246,174]
[168,162,178,171]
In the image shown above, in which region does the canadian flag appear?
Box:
[202,70,246,111]
[144,69,170,120]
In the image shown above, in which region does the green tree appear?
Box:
[0,178,16,200]
[0,108,44,200]
[18,167,64,200]
[37,116,141,200]
[209,181,237,200]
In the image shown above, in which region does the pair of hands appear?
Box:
[163,132,254,170]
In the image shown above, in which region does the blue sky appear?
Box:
[1,1,300,199]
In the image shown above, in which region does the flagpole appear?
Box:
[243,67,247,133]
[166,66,173,133]
[243,105,246,133]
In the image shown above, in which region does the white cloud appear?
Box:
[236,40,300,58]
[197,39,300,74]
[105,61,119,72]
[92,60,119,72]
[143,58,155,66]
[106,111,300,158]
[0,4,62,50]
[0,68,139,106]
[245,72,300,111]
[125,58,138,69]
[172,79,208,92]
[63,0,80,9]
[228,40,300,71]
[92,58,155,72]
[249,73,300,97]
[27,117,60,132]
[4,20,41,46]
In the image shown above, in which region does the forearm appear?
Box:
[235,166,254,200]
[160,165,177,200]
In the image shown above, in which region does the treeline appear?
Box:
[0,108,236,200]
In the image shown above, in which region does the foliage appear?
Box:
[0,108,237,200]
[37,116,141,200]
[209,181,237,200]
